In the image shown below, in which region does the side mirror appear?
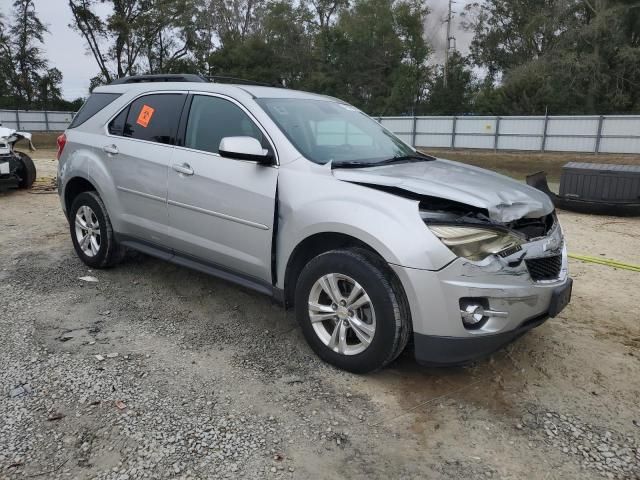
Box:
[218,136,274,164]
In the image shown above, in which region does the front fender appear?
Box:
[275,165,455,288]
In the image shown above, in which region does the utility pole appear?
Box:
[444,0,453,88]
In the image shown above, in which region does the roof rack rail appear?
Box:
[109,74,207,85]
[206,75,277,87]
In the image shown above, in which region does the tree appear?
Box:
[207,1,313,86]
[0,14,13,103]
[424,51,477,115]
[0,1,65,109]
[10,0,48,107]
[331,0,430,115]
[37,68,63,109]
[68,0,204,84]
[462,0,573,82]
[464,0,640,114]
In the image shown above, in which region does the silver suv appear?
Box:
[57,75,572,373]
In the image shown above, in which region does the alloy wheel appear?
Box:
[308,273,376,356]
[74,205,101,257]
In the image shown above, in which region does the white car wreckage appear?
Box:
[0,126,36,190]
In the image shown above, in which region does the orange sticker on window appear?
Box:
[136,104,155,128]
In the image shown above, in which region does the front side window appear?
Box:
[185,95,265,154]
[109,93,185,145]
[256,98,416,165]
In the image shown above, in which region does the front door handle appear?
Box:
[102,144,119,155]
[172,163,194,176]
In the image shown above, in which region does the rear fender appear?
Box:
[59,131,123,230]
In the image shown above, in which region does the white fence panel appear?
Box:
[415,133,451,148]
[1,110,639,154]
[454,134,495,149]
[498,135,541,151]
[499,117,545,135]
[416,117,453,133]
[599,137,640,154]
[547,117,599,136]
[379,117,412,133]
[601,116,640,136]
[545,136,597,152]
[0,109,76,131]
[378,114,640,154]
[455,117,496,134]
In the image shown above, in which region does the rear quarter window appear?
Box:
[68,93,121,129]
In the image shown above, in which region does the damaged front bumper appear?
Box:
[391,221,572,366]
[0,157,19,190]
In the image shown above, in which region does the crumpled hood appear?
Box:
[332,158,554,222]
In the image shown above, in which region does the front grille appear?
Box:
[498,244,523,258]
[525,255,562,281]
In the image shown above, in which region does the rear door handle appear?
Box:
[172,163,194,176]
[102,144,119,155]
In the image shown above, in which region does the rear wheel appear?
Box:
[295,249,410,373]
[69,191,124,268]
[15,151,36,189]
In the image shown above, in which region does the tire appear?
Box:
[69,191,124,268]
[295,248,411,373]
[15,151,36,189]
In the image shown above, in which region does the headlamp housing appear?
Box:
[428,225,524,261]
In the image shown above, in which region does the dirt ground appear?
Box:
[1,150,639,479]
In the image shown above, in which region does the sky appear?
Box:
[0,0,474,100]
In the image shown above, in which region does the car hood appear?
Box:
[332,158,554,222]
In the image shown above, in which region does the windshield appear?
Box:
[256,98,419,166]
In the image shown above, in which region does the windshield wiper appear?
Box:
[331,154,434,169]
[330,160,372,168]
[374,154,435,166]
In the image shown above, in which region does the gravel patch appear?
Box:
[519,409,640,479]
[2,188,640,479]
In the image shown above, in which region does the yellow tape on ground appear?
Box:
[568,253,640,272]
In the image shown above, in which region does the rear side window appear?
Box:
[185,95,265,154]
[110,94,185,145]
[68,93,121,129]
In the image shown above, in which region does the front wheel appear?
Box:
[15,151,36,189]
[295,249,410,373]
[69,191,124,268]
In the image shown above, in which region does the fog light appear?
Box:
[462,304,486,326]
[459,298,508,329]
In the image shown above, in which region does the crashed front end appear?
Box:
[395,199,571,365]
[333,159,572,365]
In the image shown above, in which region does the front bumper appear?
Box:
[0,156,21,190]
[0,176,19,190]
[0,158,18,190]
[391,221,572,365]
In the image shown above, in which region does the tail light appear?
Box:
[56,133,67,160]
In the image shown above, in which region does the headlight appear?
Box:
[428,225,523,261]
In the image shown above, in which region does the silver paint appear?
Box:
[58,80,570,355]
